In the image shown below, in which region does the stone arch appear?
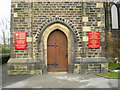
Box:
[35,17,77,43]
[35,19,77,73]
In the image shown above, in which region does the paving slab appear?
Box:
[3,73,119,88]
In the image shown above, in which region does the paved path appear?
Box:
[3,73,119,88]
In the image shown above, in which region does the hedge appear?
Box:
[0,54,10,64]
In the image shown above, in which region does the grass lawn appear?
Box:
[98,61,120,78]
[98,72,120,79]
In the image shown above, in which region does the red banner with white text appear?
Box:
[14,32,26,49]
[88,31,100,49]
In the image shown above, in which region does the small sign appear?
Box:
[88,31,100,48]
[14,32,26,49]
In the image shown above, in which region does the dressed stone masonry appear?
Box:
[8,0,108,75]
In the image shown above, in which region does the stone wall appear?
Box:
[8,1,108,75]
[104,2,120,62]
[10,2,33,59]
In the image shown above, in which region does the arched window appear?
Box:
[111,4,119,29]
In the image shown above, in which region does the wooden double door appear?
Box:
[47,30,68,72]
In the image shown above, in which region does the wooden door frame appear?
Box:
[47,30,68,72]
[39,23,76,73]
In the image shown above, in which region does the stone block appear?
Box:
[82,17,88,22]
[14,64,27,70]
[27,37,32,42]
[83,27,91,31]
[8,70,17,75]
[74,64,81,74]
[14,13,18,17]
[15,4,18,8]
[7,58,43,75]
[35,70,42,74]
[98,22,102,26]
[29,70,35,75]
[74,69,80,74]
[97,13,101,17]
[83,36,88,41]
[74,64,81,69]
[101,63,108,68]
[81,64,88,69]
[96,3,103,8]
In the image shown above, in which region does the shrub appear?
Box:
[0,45,10,64]
[0,54,10,64]
[108,61,120,70]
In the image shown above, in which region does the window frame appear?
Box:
[110,2,120,31]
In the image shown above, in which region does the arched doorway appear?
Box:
[47,30,68,72]
[38,23,76,73]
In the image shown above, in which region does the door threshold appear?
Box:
[48,72,67,74]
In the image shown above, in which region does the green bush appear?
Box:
[0,45,10,64]
[108,61,120,70]
[0,45,10,50]
[0,45,10,54]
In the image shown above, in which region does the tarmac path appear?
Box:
[1,64,119,89]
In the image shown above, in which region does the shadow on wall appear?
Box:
[105,31,120,63]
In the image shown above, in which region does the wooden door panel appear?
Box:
[47,30,68,72]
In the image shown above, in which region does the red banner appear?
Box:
[88,31,100,48]
[14,32,26,49]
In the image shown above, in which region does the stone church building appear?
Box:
[8,0,120,75]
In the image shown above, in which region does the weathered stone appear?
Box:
[14,13,18,17]
[27,37,32,42]
[83,27,91,31]
[82,17,88,22]
[96,3,103,8]
[8,1,108,75]
[83,36,88,41]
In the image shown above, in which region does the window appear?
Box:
[111,5,119,29]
